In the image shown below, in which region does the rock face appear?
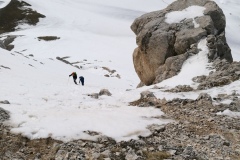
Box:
[0,35,17,51]
[131,0,233,86]
[0,0,45,34]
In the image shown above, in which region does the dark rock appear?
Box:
[165,85,194,93]
[0,35,17,51]
[0,0,45,34]
[197,93,212,101]
[0,40,6,49]
[136,81,145,88]
[0,107,10,122]
[37,36,60,41]
[0,65,11,70]
[88,93,99,99]
[56,57,71,64]
[154,53,190,84]
[0,100,10,104]
[99,89,112,96]
[192,75,207,83]
[140,91,155,99]
[197,59,240,90]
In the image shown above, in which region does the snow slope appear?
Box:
[0,48,172,142]
[1,0,240,142]
[0,0,10,8]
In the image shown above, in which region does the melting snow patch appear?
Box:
[217,109,240,118]
[165,5,205,28]
[220,99,232,105]
[5,105,172,142]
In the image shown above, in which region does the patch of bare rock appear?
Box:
[37,36,60,41]
[196,59,240,90]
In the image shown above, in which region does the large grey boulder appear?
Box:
[131,0,232,86]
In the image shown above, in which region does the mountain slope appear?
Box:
[0,1,240,159]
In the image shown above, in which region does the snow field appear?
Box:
[0,48,172,142]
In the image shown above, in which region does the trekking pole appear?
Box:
[67,77,70,85]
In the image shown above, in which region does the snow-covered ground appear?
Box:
[0,0,240,142]
[0,0,10,8]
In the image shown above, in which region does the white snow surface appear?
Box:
[0,0,10,9]
[217,109,240,118]
[1,0,240,142]
[165,6,205,28]
[0,48,171,142]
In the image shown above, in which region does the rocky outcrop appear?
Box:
[165,85,194,93]
[0,107,10,122]
[195,59,240,90]
[0,100,10,104]
[0,0,45,34]
[131,0,233,86]
[129,92,240,159]
[99,89,112,96]
[0,35,17,51]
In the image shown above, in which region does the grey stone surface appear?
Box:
[99,89,112,96]
[131,0,233,86]
[140,91,155,99]
[88,93,99,99]
[0,100,10,104]
[0,107,10,122]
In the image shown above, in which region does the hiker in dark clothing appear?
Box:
[79,76,84,86]
[69,72,78,85]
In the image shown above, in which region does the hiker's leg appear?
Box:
[74,78,77,85]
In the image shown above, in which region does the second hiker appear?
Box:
[79,76,84,86]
